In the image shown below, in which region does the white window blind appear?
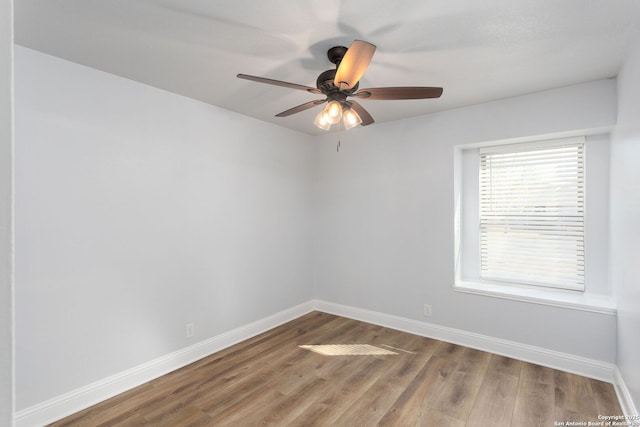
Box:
[479,140,585,291]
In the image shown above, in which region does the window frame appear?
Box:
[453,133,615,314]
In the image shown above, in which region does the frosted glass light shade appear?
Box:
[342,108,362,130]
[325,101,343,124]
[313,110,331,130]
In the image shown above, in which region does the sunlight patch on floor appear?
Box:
[299,344,398,356]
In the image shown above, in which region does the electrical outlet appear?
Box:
[423,304,432,317]
[186,322,195,338]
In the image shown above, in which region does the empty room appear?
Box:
[1,0,640,426]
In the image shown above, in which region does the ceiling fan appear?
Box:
[237,40,443,130]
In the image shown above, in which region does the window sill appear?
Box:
[454,280,616,315]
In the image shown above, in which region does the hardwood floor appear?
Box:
[49,312,622,426]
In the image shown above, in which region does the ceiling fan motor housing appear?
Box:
[316,69,359,94]
[316,69,337,92]
[316,45,364,94]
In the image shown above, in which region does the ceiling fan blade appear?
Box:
[347,100,374,126]
[237,74,323,94]
[275,99,327,117]
[334,40,376,90]
[352,87,443,100]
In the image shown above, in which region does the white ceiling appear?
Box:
[14,0,639,135]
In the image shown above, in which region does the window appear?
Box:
[455,134,614,312]
[478,141,585,291]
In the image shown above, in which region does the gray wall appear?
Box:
[611,27,640,412]
[14,46,315,409]
[0,0,13,425]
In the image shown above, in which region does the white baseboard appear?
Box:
[16,299,635,426]
[15,301,315,427]
[313,300,617,383]
[614,366,639,417]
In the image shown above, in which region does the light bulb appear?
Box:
[342,108,362,130]
[313,110,331,130]
[325,101,343,124]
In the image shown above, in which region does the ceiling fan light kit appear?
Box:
[237,39,443,131]
[313,101,363,131]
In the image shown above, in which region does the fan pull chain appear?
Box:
[337,138,341,152]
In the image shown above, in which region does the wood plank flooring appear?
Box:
[48,312,623,426]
